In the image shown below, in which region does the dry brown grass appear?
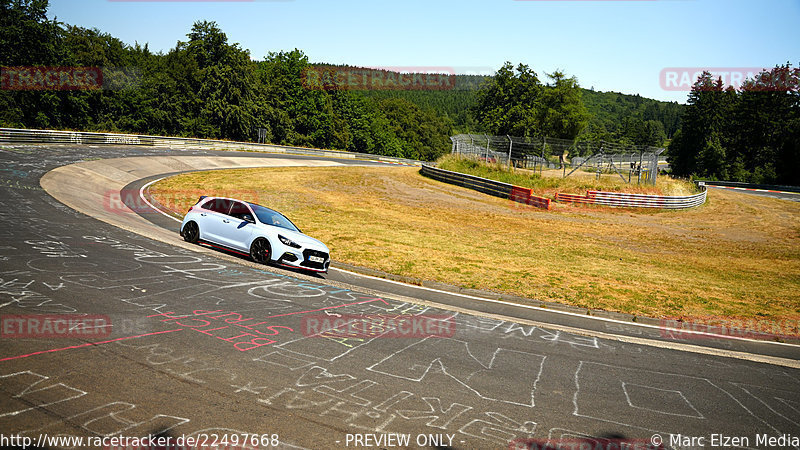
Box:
[151,166,800,323]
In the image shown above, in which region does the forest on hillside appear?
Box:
[1,1,451,160]
[3,0,797,184]
[361,74,684,149]
[1,0,684,161]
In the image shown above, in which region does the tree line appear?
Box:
[1,1,452,161]
[5,0,795,184]
[668,66,799,185]
[1,0,685,162]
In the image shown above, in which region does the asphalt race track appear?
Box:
[1,144,799,449]
[705,185,800,203]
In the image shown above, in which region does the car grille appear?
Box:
[301,249,329,270]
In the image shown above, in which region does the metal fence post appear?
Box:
[637,151,643,184]
[540,137,546,175]
[507,135,513,169]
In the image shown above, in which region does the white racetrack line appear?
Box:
[140,177,177,221]
[707,185,800,195]
[138,179,800,352]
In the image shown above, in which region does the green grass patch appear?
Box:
[436,154,698,197]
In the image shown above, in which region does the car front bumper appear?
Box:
[276,249,330,273]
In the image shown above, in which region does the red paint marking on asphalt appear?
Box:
[262,297,390,319]
[0,329,184,362]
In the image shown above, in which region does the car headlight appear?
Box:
[279,235,301,249]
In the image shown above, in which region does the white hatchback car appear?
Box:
[180,196,330,273]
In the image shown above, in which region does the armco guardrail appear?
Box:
[555,188,707,209]
[699,180,800,194]
[0,127,422,166]
[420,164,551,209]
[420,164,705,210]
[510,186,551,209]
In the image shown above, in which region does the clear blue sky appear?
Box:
[48,0,800,103]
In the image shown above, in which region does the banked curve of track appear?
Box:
[40,152,800,368]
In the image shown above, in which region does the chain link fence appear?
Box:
[450,134,665,185]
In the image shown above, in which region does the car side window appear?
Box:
[228,201,252,221]
[202,198,232,214]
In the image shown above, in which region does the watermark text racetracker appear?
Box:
[660,66,799,92]
[1,314,111,339]
[0,432,280,449]
[302,66,457,91]
[1,66,102,90]
[301,313,456,339]
[1,66,141,91]
[105,188,260,215]
[660,316,800,341]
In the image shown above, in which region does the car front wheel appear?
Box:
[182,221,199,243]
[250,237,271,264]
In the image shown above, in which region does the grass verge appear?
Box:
[151,166,800,325]
[437,154,698,197]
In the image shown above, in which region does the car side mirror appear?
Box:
[242,214,255,224]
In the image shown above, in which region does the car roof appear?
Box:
[200,196,281,214]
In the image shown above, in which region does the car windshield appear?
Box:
[249,203,300,233]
